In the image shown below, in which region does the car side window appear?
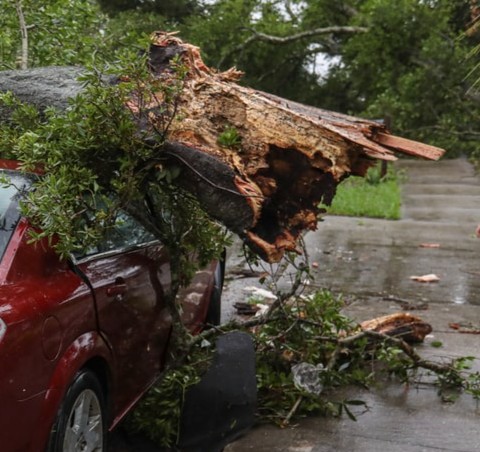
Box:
[98,211,156,253]
[75,210,157,259]
[0,171,32,262]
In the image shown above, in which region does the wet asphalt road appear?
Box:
[224,158,480,451]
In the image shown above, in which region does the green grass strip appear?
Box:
[326,170,401,220]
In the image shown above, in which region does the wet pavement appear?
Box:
[223,158,480,452]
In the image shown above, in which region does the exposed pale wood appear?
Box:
[360,312,432,343]
[374,132,444,160]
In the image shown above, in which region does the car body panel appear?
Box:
[0,160,218,451]
[29,331,112,452]
[76,243,173,416]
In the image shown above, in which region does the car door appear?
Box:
[74,211,173,416]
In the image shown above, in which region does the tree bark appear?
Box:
[0,32,445,262]
[14,0,29,70]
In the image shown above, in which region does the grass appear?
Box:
[326,164,402,219]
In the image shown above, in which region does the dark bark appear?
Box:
[0,66,83,112]
[162,141,256,236]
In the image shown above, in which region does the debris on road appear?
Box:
[292,363,325,396]
[360,312,432,343]
[448,322,480,334]
[243,286,278,300]
[234,302,262,316]
[409,274,440,283]
[419,243,441,248]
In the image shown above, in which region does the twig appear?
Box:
[218,26,368,67]
[362,330,458,375]
[281,395,303,427]
[162,144,264,199]
[15,0,28,70]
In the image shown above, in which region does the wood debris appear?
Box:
[360,312,432,343]
[410,274,440,283]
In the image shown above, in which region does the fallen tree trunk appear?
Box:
[0,32,445,262]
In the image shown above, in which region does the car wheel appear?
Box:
[205,262,224,326]
[47,370,106,452]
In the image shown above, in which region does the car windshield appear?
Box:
[0,170,32,262]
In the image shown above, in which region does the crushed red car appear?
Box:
[0,159,226,451]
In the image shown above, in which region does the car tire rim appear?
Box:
[62,388,103,452]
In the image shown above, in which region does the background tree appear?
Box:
[97,0,200,22]
[183,0,367,103]
[318,0,480,155]
[0,0,105,68]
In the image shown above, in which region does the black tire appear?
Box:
[47,369,107,452]
[205,261,224,326]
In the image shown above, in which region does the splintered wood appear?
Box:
[138,32,445,262]
[360,312,432,343]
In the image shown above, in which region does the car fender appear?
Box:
[30,330,112,452]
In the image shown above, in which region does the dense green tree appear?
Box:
[97,0,199,21]
[183,0,367,102]
[318,0,480,155]
[0,0,105,69]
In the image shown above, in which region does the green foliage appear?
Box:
[374,340,413,384]
[0,49,228,277]
[323,0,480,156]
[183,0,257,68]
[0,91,41,154]
[326,163,401,219]
[0,0,106,69]
[146,182,229,286]
[126,344,213,447]
[184,0,320,100]
[430,356,480,402]
[97,0,200,21]
[251,288,480,424]
[254,290,370,421]
[217,126,241,148]
[0,1,174,69]
[99,9,171,51]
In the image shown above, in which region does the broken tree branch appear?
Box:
[140,33,445,261]
[0,32,446,262]
[218,25,368,67]
[242,26,369,45]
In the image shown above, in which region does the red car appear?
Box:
[0,160,223,451]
